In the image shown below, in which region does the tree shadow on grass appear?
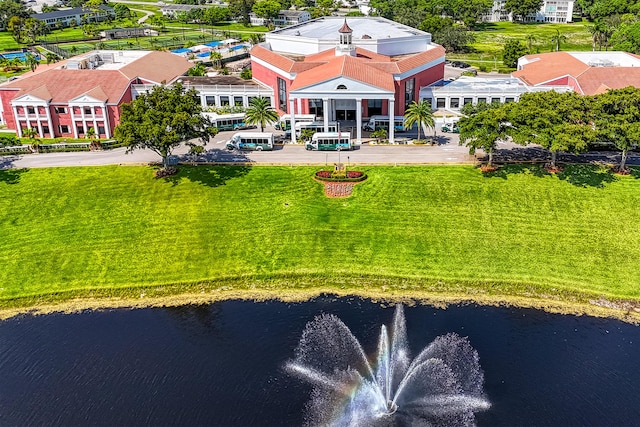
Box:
[629,166,640,179]
[0,163,28,185]
[556,164,617,188]
[161,164,253,188]
[481,163,551,179]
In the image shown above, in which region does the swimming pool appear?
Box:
[0,52,42,62]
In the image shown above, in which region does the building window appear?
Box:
[77,125,84,135]
[42,126,49,134]
[505,97,515,103]
[463,97,473,105]
[84,107,92,115]
[450,98,460,108]
[491,97,501,104]
[27,106,35,114]
[54,107,67,114]
[436,98,446,108]
[404,78,415,107]
[477,98,487,104]
[98,126,105,135]
[59,125,69,133]
[336,84,347,90]
[367,99,382,116]
[220,96,229,106]
[310,99,324,117]
[205,96,216,106]
[234,96,243,107]
[277,77,287,112]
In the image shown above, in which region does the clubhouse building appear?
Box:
[250,17,446,143]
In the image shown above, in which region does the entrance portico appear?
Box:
[288,76,395,144]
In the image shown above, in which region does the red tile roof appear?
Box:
[0,51,191,104]
[251,45,296,72]
[253,43,443,91]
[513,51,640,95]
[396,46,445,73]
[577,67,640,95]
[290,55,395,91]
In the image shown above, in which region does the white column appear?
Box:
[289,98,296,144]
[92,106,98,136]
[388,98,395,144]
[355,98,362,144]
[35,106,43,138]
[45,106,53,138]
[103,104,111,139]
[296,98,302,114]
[323,98,329,133]
[13,106,22,137]
[70,107,78,138]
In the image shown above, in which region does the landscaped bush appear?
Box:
[0,134,18,147]
[314,170,367,182]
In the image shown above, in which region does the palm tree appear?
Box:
[209,50,222,69]
[403,100,434,142]
[244,97,278,132]
[25,53,39,72]
[45,51,59,64]
[525,34,536,54]
[551,29,566,52]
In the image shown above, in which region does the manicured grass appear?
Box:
[448,21,594,69]
[1,164,640,313]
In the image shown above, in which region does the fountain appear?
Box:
[286,305,490,426]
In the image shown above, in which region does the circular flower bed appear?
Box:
[314,169,368,198]
[314,170,367,182]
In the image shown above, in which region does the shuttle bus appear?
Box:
[274,114,315,131]
[226,132,274,151]
[362,116,406,132]
[294,121,338,137]
[306,132,352,151]
[203,112,250,132]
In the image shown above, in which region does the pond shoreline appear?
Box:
[2,277,639,323]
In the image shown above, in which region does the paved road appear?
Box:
[2,126,638,169]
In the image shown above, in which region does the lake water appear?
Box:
[1,297,639,426]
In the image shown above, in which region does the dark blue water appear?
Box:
[0,297,639,426]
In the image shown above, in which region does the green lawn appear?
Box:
[1,165,640,313]
[447,21,595,70]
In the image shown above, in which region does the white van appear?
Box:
[226,132,274,151]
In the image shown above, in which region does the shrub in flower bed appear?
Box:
[314,170,367,182]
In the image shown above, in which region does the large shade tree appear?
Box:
[115,83,214,171]
[508,91,595,168]
[244,96,278,131]
[595,86,640,171]
[404,99,435,142]
[459,102,511,167]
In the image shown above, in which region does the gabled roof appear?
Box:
[251,44,296,73]
[31,5,113,20]
[395,46,445,73]
[513,51,640,95]
[512,52,590,86]
[118,51,192,84]
[0,51,192,104]
[290,55,395,91]
[26,85,52,102]
[577,67,640,95]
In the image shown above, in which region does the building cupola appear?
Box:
[335,19,355,56]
